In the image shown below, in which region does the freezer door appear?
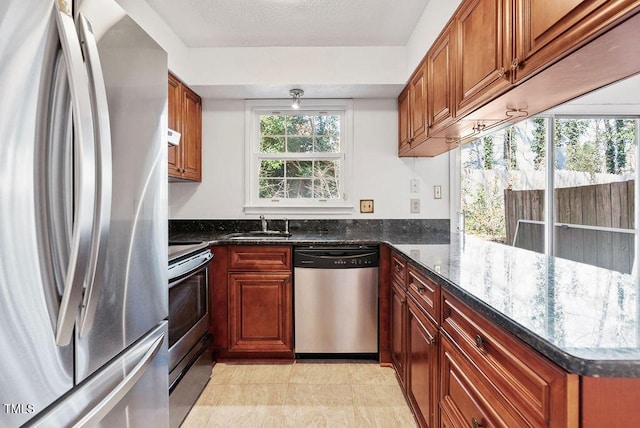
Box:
[26,322,169,428]
[74,0,169,382]
[0,1,76,425]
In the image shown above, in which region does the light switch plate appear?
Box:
[360,199,374,213]
[410,198,420,213]
[434,185,442,199]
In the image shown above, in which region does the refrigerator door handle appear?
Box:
[77,14,113,338]
[73,333,165,427]
[54,3,97,346]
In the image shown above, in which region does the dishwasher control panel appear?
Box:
[293,246,379,269]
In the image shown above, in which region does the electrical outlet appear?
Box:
[360,199,374,213]
[410,198,420,214]
[410,178,420,193]
[434,185,442,199]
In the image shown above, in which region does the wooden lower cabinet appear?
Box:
[440,335,514,427]
[387,251,579,428]
[441,291,577,427]
[228,272,292,353]
[407,298,438,428]
[211,245,294,360]
[391,281,407,386]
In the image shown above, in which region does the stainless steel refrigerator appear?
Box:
[0,0,169,426]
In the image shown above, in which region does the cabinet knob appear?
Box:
[472,417,483,428]
[417,284,426,295]
[497,67,507,79]
[474,334,485,348]
[511,57,522,70]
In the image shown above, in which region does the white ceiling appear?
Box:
[143,0,430,48]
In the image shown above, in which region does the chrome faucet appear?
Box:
[260,215,268,232]
[284,218,289,234]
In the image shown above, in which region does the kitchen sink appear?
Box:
[223,231,292,240]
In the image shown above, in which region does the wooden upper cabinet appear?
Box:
[398,87,411,155]
[427,24,455,134]
[181,86,202,182]
[167,73,182,178]
[513,0,640,82]
[409,61,428,145]
[168,72,202,182]
[454,0,512,117]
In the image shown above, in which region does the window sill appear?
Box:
[244,205,355,215]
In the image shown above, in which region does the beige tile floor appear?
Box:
[181,361,418,428]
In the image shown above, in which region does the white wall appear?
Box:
[114,0,190,77]
[169,98,450,219]
[406,0,463,75]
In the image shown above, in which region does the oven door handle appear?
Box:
[168,250,213,286]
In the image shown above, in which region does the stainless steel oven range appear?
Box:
[168,242,213,428]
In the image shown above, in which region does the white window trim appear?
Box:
[243,99,354,215]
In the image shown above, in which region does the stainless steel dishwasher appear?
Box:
[294,246,379,356]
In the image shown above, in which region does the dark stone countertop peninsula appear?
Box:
[169,219,640,377]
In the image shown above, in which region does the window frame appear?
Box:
[244,99,354,214]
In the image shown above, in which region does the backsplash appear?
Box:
[169,218,450,240]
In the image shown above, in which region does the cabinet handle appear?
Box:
[472,417,483,428]
[511,57,522,70]
[474,334,485,348]
[497,67,506,79]
[395,263,401,272]
[417,284,426,295]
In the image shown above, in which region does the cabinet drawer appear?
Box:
[440,336,516,428]
[441,291,574,427]
[391,252,407,285]
[229,246,291,271]
[407,266,438,323]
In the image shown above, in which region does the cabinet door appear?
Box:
[391,281,407,387]
[229,272,292,353]
[407,299,438,428]
[398,87,411,155]
[409,61,427,145]
[167,73,182,179]
[181,86,202,182]
[427,24,455,134]
[513,0,639,82]
[440,336,511,428]
[455,0,512,117]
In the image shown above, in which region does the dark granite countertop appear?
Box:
[169,220,640,377]
[393,236,640,378]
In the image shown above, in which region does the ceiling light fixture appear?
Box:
[289,88,304,109]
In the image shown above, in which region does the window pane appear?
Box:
[287,136,313,153]
[553,118,636,274]
[316,135,340,152]
[461,118,547,251]
[314,178,339,198]
[286,115,313,136]
[259,179,285,198]
[314,115,340,135]
[286,179,312,198]
[259,160,284,178]
[260,136,285,153]
[314,160,339,178]
[286,160,313,177]
[260,115,286,135]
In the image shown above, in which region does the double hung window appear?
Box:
[244,100,353,213]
